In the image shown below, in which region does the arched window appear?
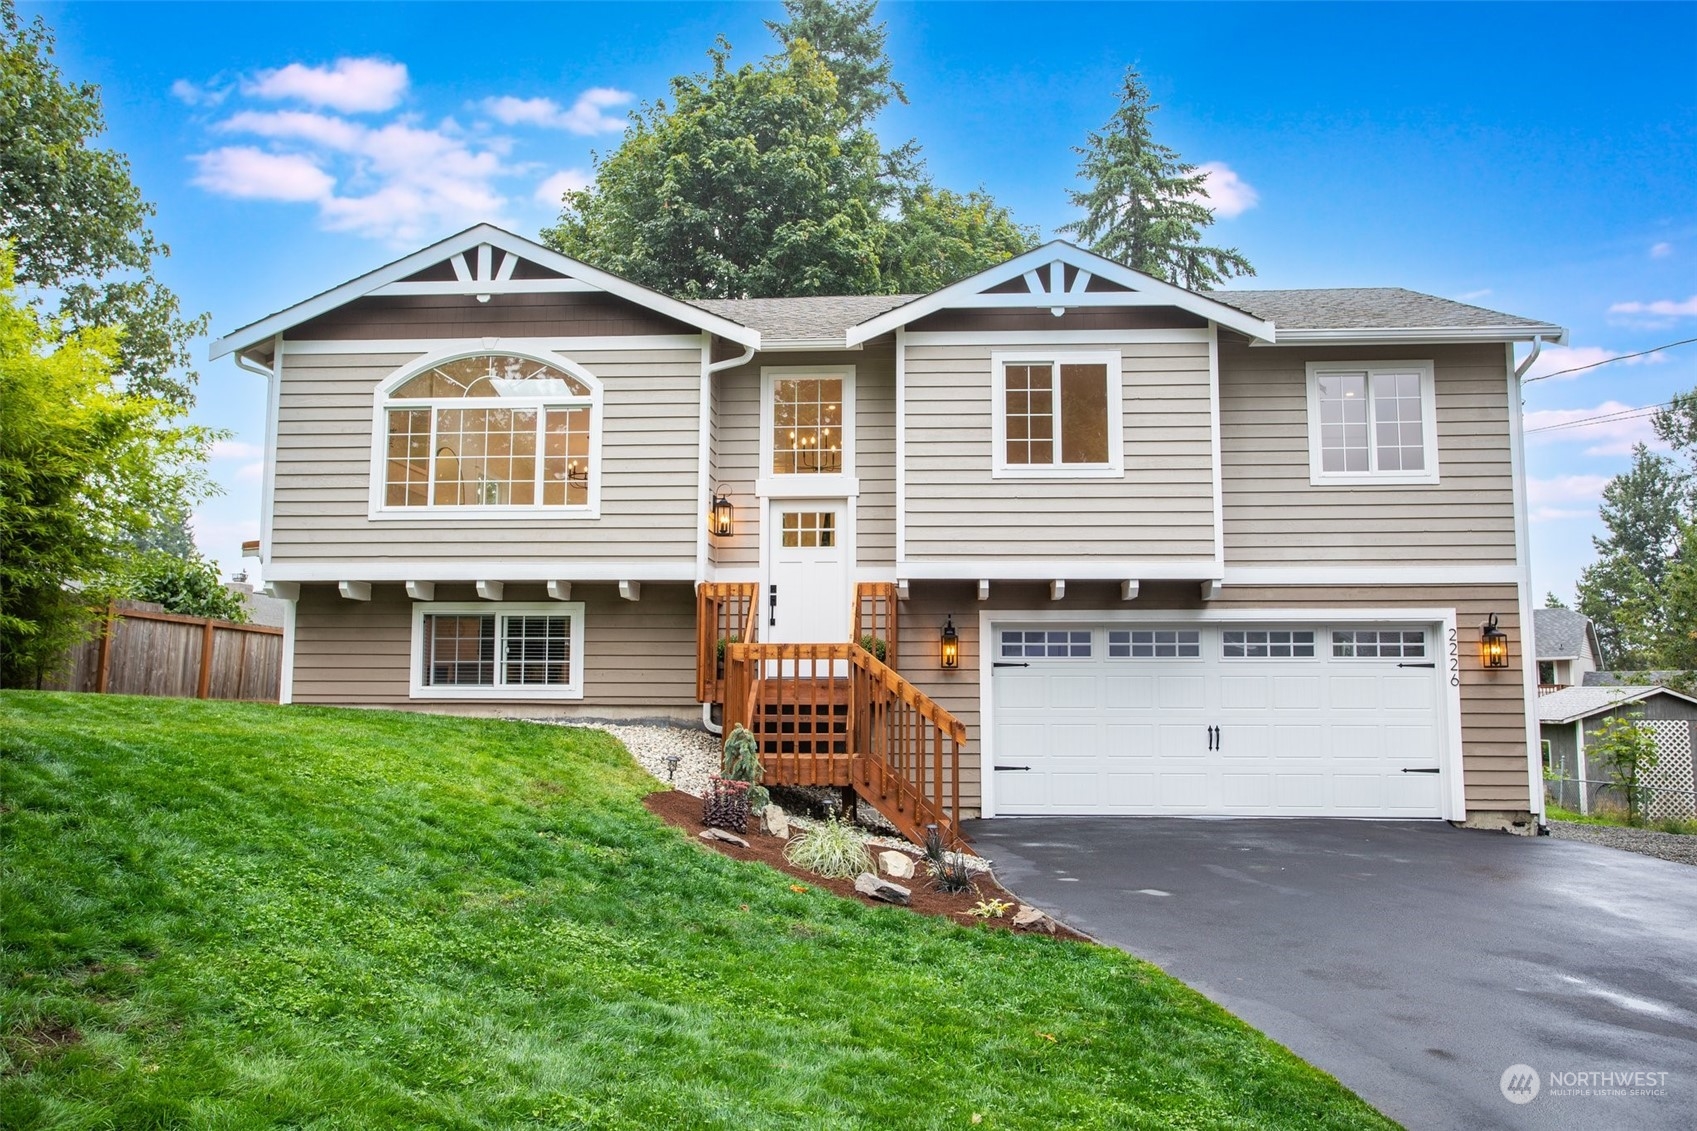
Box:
[381,353,597,509]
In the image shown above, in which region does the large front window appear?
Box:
[771,374,844,474]
[1306,361,1438,485]
[383,354,594,509]
[992,352,1122,477]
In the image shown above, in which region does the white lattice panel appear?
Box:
[1645,720,1696,821]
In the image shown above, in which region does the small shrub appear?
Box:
[922,825,945,868]
[723,725,762,783]
[858,635,888,663]
[931,851,975,894]
[746,784,770,814]
[1592,712,1660,825]
[702,777,751,833]
[784,818,873,879]
[967,898,1013,920]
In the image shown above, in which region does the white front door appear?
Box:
[766,501,849,643]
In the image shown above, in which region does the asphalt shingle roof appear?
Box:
[691,295,918,345]
[1534,607,1595,661]
[1536,685,1674,725]
[1208,288,1553,331]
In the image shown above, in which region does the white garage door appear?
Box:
[990,622,1447,818]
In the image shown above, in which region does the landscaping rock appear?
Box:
[700,828,750,848]
[854,872,911,905]
[1013,905,1056,933]
[761,803,791,840]
[878,849,915,879]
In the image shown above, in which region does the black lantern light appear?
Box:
[709,489,734,537]
[940,614,960,669]
[1479,612,1509,669]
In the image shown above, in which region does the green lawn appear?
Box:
[1,692,1395,1130]
[1546,801,1697,835]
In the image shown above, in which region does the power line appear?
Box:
[1523,335,1697,383]
[1525,399,1676,435]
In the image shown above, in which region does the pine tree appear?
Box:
[1060,68,1253,289]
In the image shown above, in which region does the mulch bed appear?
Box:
[643,790,1086,941]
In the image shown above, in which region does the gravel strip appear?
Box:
[1548,820,1697,866]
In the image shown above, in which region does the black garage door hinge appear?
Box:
[1401,767,1441,774]
[1397,662,1437,668]
[995,765,1032,772]
[993,661,1030,668]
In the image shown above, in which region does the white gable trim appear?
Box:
[210,224,761,360]
[845,240,1276,347]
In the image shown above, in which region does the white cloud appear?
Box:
[1607,295,1697,319]
[219,109,365,150]
[1524,399,1667,457]
[190,147,335,202]
[535,168,592,206]
[1456,288,1493,302]
[1527,473,1612,521]
[211,439,265,460]
[1520,343,1670,382]
[245,58,409,113]
[171,78,227,108]
[1650,241,1674,259]
[479,88,633,135]
[1194,161,1259,219]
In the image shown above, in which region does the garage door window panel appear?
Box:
[1109,629,1201,659]
[1223,629,1316,659]
[1001,630,1092,658]
[1332,629,1426,659]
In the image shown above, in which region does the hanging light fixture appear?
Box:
[1479,612,1509,669]
[708,488,734,537]
[940,614,960,669]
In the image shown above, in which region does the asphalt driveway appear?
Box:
[963,817,1697,1130]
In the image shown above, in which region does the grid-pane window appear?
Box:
[1222,629,1316,659]
[1371,372,1426,472]
[1332,629,1426,659]
[1313,364,1431,477]
[1000,630,1092,658]
[424,615,495,686]
[1316,372,1369,473]
[504,616,570,685]
[1108,629,1202,658]
[780,511,836,548]
[383,353,594,509]
[1002,360,1111,468]
[772,376,844,474]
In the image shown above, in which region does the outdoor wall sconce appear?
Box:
[708,489,734,537]
[1479,613,1510,669]
[940,614,960,669]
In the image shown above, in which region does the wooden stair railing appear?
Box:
[851,582,899,668]
[721,641,968,846]
[695,582,758,704]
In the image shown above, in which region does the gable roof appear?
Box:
[1536,684,1697,725]
[1534,607,1602,662]
[1215,288,1567,344]
[691,294,917,348]
[208,224,762,360]
[843,241,1279,346]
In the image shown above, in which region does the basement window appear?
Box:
[411,602,585,699]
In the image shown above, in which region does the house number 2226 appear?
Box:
[1447,628,1461,686]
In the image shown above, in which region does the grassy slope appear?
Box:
[0,693,1395,1130]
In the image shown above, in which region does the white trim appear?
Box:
[251,335,283,573]
[990,350,1125,479]
[755,475,860,499]
[902,559,1221,582]
[905,329,1211,347]
[278,591,296,705]
[370,279,602,297]
[1304,360,1441,486]
[1574,720,1589,816]
[1508,344,1543,821]
[210,223,760,359]
[409,600,586,701]
[759,364,857,483]
[265,561,697,582]
[1208,325,1224,574]
[846,241,1276,346]
[1258,325,1568,347]
[895,327,907,568]
[977,606,1466,821]
[281,335,707,356]
[365,346,605,521]
[695,334,712,584]
[1223,564,1522,586]
[756,338,865,352]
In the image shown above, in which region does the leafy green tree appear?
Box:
[0,258,218,686]
[1575,444,1691,668]
[765,0,904,127]
[1060,68,1254,289]
[130,502,197,559]
[0,0,207,407]
[878,185,1038,294]
[1590,712,1659,825]
[1544,592,1568,608]
[125,552,248,623]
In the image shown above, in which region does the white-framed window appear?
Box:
[1222,629,1316,659]
[410,601,586,699]
[1109,629,1202,658]
[371,352,602,518]
[1331,629,1426,659]
[759,366,855,488]
[1305,361,1439,486]
[991,351,1123,478]
[1000,629,1092,658]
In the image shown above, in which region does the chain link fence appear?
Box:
[1544,775,1697,823]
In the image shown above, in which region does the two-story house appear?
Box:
[212,225,1564,839]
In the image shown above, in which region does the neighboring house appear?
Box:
[1533,606,1602,691]
[212,225,1565,836]
[1538,684,1697,819]
[226,580,288,629]
[1582,669,1691,687]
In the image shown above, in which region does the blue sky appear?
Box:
[27,1,1697,598]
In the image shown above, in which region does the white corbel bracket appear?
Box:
[476,580,504,601]
[977,579,991,601]
[547,581,573,601]
[1050,580,1066,602]
[338,581,371,602]
[1121,580,1140,601]
[1200,579,1222,602]
[405,581,435,601]
[619,580,641,602]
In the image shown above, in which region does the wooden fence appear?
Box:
[43,600,283,702]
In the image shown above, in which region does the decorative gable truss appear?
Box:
[845,240,1277,346]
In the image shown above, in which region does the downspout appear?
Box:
[233,339,295,705]
[701,340,759,735]
[1511,336,1548,831]
[1514,335,1545,380]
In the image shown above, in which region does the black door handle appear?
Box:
[1206,725,1215,751]
[995,765,1032,772]
[1401,767,1441,774]
[1397,662,1436,669]
[768,584,777,627]
[993,661,1029,668]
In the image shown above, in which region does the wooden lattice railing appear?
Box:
[721,641,967,846]
[695,582,758,704]
[852,581,899,667]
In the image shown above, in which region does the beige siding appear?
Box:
[1220,341,1517,566]
[272,346,704,567]
[897,580,1531,818]
[291,581,697,716]
[903,341,1217,561]
[706,345,896,571]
